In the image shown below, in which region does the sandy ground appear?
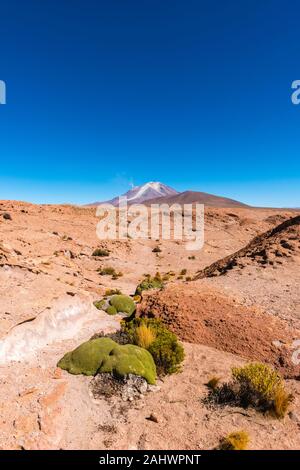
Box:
[1,342,299,450]
[0,200,299,449]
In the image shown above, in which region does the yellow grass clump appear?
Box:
[219,431,249,450]
[232,362,293,418]
[135,324,156,350]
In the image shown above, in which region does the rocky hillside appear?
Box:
[195,215,300,278]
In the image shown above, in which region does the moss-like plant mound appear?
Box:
[109,294,136,315]
[93,299,106,310]
[106,305,118,315]
[93,294,136,316]
[57,337,156,384]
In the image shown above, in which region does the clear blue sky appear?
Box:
[0,0,299,207]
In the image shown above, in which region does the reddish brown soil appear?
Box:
[138,282,300,378]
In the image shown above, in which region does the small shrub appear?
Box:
[185,276,192,281]
[112,271,123,280]
[123,318,184,375]
[98,266,117,276]
[219,431,249,450]
[3,212,12,220]
[206,382,238,405]
[105,288,122,296]
[135,274,164,295]
[208,362,293,418]
[206,376,221,391]
[135,324,156,349]
[92,248,110,257]
[161,271,176,281]
[232,363,293,417]
[180,269,187,275]
[232,363,282,401]
[152,246,161,253]
[188,255,195,260]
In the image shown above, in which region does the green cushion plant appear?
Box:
[57,337,156,384]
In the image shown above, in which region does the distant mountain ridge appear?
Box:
[144,190,249,208]
[86,182,248,208]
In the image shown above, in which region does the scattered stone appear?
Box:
[272,340,284,349]
[289,411,300,423]
[147,384,161,393]
[64,250,75,259]
[146,413,158,423]
[0,242,12,253]
[91,329,130,345]
[91,373,150,401]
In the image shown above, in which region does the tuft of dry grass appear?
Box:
[273,386,294,418]
[206,376,221,391]
[92,248,110,257]
[219,430,249,450]
[135,324,156,350]
[97,266,122,279]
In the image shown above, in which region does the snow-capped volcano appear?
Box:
[86,182,248,208]
[91,182,178,206]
